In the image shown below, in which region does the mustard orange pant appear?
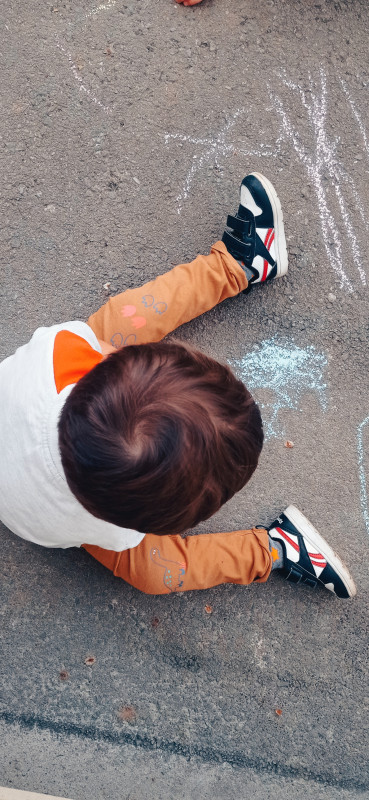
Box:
[83,241,272,594]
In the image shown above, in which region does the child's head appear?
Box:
[58,341,263,534]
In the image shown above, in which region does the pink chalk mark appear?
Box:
[121,305,137,317]
[131,316,147,330]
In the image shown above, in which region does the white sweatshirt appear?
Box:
[0,321,145,550]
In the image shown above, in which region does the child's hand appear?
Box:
[175,0,203,6]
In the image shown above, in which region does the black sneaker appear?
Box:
[222,172,288,284]
[268,505,357,599]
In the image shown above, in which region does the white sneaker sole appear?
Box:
[249,172,289,278]
[284,505,357,598]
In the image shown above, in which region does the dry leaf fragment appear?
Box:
[285,440,294,448]
[275,708,283,716]
[151,616,160,628]
[59,670,69,680]
[205,605,213,614]
[84,656,96,666]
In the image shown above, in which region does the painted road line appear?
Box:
[0,789,74,800]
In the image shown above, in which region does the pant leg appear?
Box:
[83,528,271,595]
[87,241,247,347]
[85,243,257,594]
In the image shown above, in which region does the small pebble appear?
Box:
[328,293,336,302]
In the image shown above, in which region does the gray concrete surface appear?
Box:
[1,0,368,797]
[1,720,366,800]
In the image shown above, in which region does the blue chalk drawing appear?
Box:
[357,415,369,535]
[229,337,328,439]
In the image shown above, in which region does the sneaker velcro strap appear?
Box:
[222,230,255,264]
[226,214,253,237]
[285,566,302,584]
[303,576,318,588]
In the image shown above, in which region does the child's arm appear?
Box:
[83,528,271,594]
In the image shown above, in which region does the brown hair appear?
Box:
[58,341,263,534]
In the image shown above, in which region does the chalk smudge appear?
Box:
[230,338,328,439]
[55,34,113,114]
[357,415,369,535]
[164,111,278,214]
[272,69,367,292]
[85,0,117,19]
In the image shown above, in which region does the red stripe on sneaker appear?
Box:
[308,552,325,561]
[262,229,274,282]
[275,528,327,568]
[308,553,327,568]
[310,558,327,568]
[264,229,273,247]
[275,526,299,552]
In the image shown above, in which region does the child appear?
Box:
[0,173,356,599]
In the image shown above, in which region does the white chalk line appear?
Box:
[334,164,369,235]
[164,110,278,214]
[278,72,352,289]
[334,183,366,285]
[165,72,367,290]
[340,79,369,157]
[55,34,113,114]
[337,80,369,232]
[357,415,369,535]
[285,71,367,286]
[272,88,352,293]
[272,69,367,291]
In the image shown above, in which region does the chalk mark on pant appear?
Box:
[150,548,186,593]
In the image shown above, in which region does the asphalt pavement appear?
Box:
[1,0,368,798]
